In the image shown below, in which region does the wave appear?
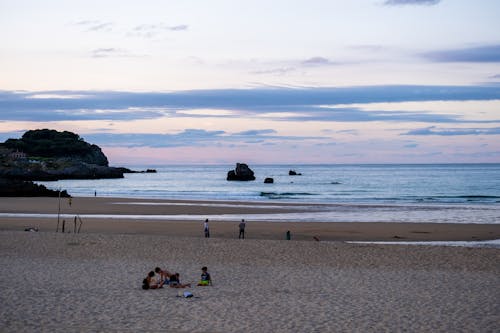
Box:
[260,192,316,199]
[371,195,500,204]
[425,195,500,202]
[456,195,500,199]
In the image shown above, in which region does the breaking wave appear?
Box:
[260,192,316,199]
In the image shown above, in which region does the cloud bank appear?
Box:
[128,23,188,38]
[403,126,500,136]
[1,85,499,123]
[76,129,321,148]
[301,57,335,66]
[423,45,500,63]
[384,0,441,5]
[73,20,114,32]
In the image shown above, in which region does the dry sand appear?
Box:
[0,231,499,332]
[1,197,499,331]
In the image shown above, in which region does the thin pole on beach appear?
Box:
[77,215,83,233]
[56,188,61,232]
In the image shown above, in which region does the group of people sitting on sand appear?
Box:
[142,266,212,290]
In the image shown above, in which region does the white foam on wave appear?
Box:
[347,239,500,248]
[1,209,499,224]
[111,201,310,210]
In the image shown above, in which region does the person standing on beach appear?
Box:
[204,219,210,238]
[238,219,246,239]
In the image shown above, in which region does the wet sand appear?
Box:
[0,197,499,241]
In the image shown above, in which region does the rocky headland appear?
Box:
[0,129,140,196]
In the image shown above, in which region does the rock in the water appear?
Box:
[227,163,256,181]
[264,177,274,184]
[115,167,158,174]
[289,170,302,176]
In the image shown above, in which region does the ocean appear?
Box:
[36,164,500,224]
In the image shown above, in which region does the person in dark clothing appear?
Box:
[238,219,246,239]
[169,273,191,288]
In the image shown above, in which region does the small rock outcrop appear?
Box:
[289,170,302,176]
[227,163,256,181]
[264,177,274,184]
[0,178,70,197]
[114,167,158,174]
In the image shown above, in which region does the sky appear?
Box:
[1,0,499,165]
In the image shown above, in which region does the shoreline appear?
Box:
[0,196,499,241]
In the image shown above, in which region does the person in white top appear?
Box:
[204,218,210,238]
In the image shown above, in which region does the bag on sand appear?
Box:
[177,290,193,298]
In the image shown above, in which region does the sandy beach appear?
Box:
[0,229,499,332]
[0,197,499,331]
[0,197,499,241]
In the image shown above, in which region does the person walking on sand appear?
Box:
[204,219,210,238]
[238,219,246,239]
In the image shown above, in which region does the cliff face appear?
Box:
[0,129,124,181]
[0,158,124,180]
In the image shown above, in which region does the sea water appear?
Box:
[36,164,500,224]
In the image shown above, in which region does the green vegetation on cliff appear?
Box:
[2,129,108,166]
[0,129,129,182]
[0,129,146,196]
